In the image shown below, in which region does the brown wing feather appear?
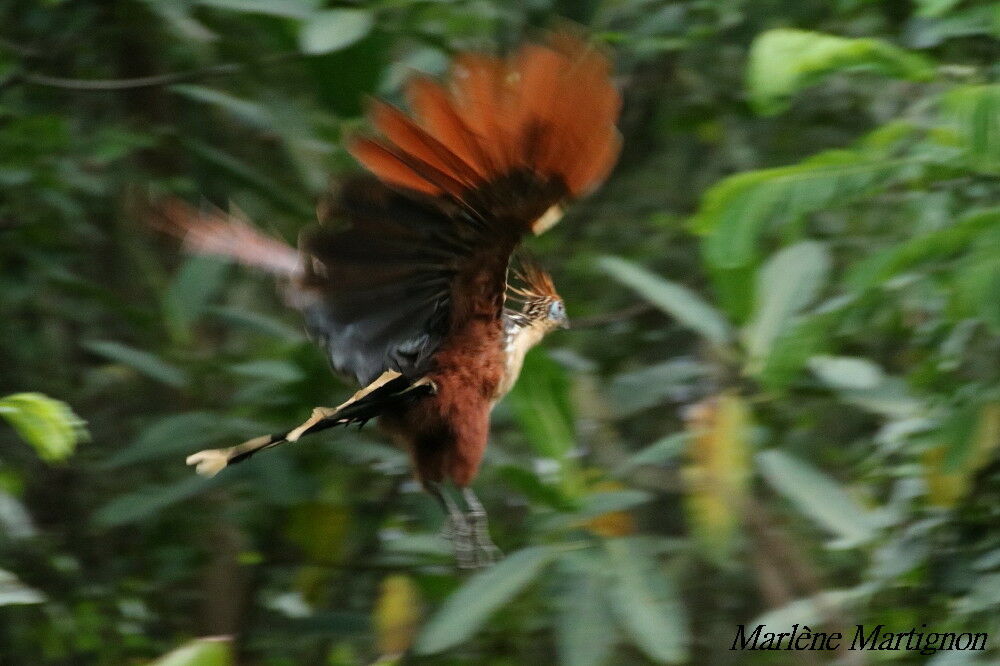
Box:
[349,29,621,232]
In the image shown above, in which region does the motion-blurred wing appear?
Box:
[305,31,620,384]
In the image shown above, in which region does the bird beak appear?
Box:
[559,315,570,330]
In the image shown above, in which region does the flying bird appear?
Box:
[161,30,621,567]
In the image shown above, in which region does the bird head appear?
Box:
[509,255,568,333]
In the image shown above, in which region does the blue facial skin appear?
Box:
[548,300,569,328]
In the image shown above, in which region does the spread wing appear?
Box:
[301,30,621,385]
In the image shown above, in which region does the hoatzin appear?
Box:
[162,30,621,567]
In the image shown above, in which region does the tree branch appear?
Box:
[17,52,300,91]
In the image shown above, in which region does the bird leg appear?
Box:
[462,487,501,567]
[426,482,476,569]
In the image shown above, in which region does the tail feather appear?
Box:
[153,199,301,277]
[186,371,434,476]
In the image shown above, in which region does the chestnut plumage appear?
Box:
[160,30,620,566]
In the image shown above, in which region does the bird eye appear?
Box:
[548,301,565,319]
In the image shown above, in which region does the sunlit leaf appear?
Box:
[606,538,688,663]
[599,257,732,346]
[808,355,885,390]
[757,450,878,548]
[0,392,87,462]
[196,0,319,19]
[0,569,45,606]
[692,147,920,269]
[84,340,188,388]
[748,29,933,115]
[942,84,1000,174]
[744,242,830,370]
[149,637,233,666]
[415,546,557,654]
[299,9,374,55]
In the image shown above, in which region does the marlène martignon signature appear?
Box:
[732,624,988,656]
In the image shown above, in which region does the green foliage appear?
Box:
[748,29,935,115]
[0,393,87,462]
[149,638,233,666]
[2,0,998,663]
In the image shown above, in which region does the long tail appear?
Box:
[152,199,302,277]
[186,371,434,477]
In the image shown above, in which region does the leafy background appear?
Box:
[1,0,998,664]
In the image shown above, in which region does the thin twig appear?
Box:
[17,52,300,91]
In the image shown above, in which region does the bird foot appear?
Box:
[439,513,499,570]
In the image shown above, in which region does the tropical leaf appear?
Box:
[196,0,319,19]
[415,546,558,654]
[556,553,616,666]
[748,29,933,115]
[0,392,87,462]
[0,569,45,606]
[743,241,831,370]
[299,9,374,55]
[83,340,188,388]
[149,637,233,666]
[606,538,688,664]
[941,84,1000,174]
[692,148,920,270]
[598,257,732,346]
[756,449,878,548]
[161,256,230,343]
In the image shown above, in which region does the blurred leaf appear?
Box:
[374,575,421,658]
[757,450,877,548]
[299,9,374,55]
[94,475,221,527]
[955,572,1000,614]
[744,242,831,369]
[808,355,886,390]
[839,377,924,418]
[102,412,264,468]
[171,85,272,129]
[415,545,557,654]
[0,569,45,606]
[0,393,87,462]
[756,314,831,391]
[0,491,37,539]
[162,256,230,343]
[748,29,933,115]
[942,84,999,174]
[693,147,918,269]
[606,538,688,663]
[599,257,732,346]
[906,5,1000,47]
[609,359,709,417]
[228,359,303,383]
[149,637,233,666]
[196,0,319,18]
[914,0,961,18]
[83,340,188,388]
[507,351,580,494]
[556,553,615,666]
[925,403,1000,507]
[615,433,689,475]
[205,306,304,340]
[752,584,874,627]
[181,138,313,216]
[684,393,751,563]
